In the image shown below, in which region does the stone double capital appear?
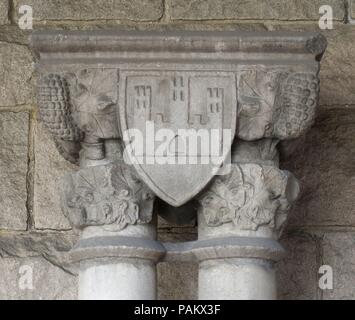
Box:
[31,31,326,300]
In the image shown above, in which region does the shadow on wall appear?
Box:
[281,108,355,228]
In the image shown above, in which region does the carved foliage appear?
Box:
[238,68,319,140]
[37,69,120,163]
[198,164,300,234]
[60,162,155,230]
[69,69,119,140]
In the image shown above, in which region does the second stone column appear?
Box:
[196,140,300,299]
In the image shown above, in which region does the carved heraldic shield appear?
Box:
[118,71,237,206]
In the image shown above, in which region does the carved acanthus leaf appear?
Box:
[60,162,155,230]
[197,163,300,236]
[68,68,119,140]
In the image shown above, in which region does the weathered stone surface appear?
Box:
[322,232,355,300]
[0,0,9,25]
[282,109,355,227]
[171,0,345,21]
[198,163,299,237]
[351,0,355,19]
[34,122,76,230]
[38,70,119,164]
[320,76,355,106]
[61,162,155,231]
[0,231,78,273]
[14,0,163,21]
[277,232,320,300]
[0,257,77,299]
[157,230,197,243]
[266,24,355,106]
[157,229,197,300]
[158,262,198,300]
[0,26,30,45]
[0,43,33,107]
[32,21,269,32]
[137,22,268,32]
[320,26,355,83]
[319,26,355,106]
[0,112,29,230]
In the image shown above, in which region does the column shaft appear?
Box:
[199,258,276,300]
[79,258,156,300]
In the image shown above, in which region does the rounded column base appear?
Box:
[70,224,165,300]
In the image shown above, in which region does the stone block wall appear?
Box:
[0,0,354,299]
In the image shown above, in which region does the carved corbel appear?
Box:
[38,69,120,164]
[237,68,319,141]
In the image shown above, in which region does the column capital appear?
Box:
[197,162,300,239]
[60,161,155,231]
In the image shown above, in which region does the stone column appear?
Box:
[196,140,300,300]
[36,70,166,300]
[59,141,164,300]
